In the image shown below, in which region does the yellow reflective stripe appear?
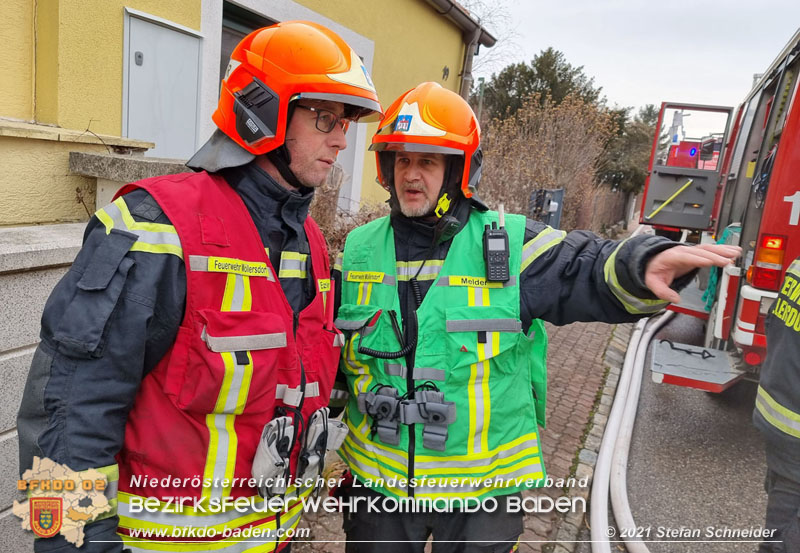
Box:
[203,272,252,502]
[96,208,115,232]
[340,441,409,497]
[356,282,373,305]
[342,429,408,475]
[757,385,800,439]
[603,240,669,314]
[221,273,236,312]
[281,251,307,261]
[416,432,539,464]
[520,228,566,272]
[95,198,183,258]
[343,333,373,436]
[79,463,118,522]
[419,445,541,477]
[334,252,343,272]
[113,197,175,234]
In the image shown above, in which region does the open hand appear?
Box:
[645,244,742,303]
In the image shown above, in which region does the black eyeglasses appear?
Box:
[295,104,351,133]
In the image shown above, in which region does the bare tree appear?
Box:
[479,93,616,230]
[459,0,521,79]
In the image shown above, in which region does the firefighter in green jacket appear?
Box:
[333,82,741,552]
[754,256,800,553]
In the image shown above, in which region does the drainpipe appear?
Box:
[459,25,481,99]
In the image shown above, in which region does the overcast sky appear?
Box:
[472,1,800,113]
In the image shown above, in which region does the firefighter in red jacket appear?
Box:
[17,21,381,552]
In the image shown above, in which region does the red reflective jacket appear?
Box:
[113,171,340,543]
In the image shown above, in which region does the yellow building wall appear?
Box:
[0,122,153,226]
[298,0,467,205]
[0,2,34,120]
[35,0,200,135]
[0,1,199,225]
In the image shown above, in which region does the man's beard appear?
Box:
[398,184,435,218]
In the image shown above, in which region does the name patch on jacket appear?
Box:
[448,276,503,288]
[207,256,271,278]
[346,271,385,283]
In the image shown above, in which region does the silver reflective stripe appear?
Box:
[413,367,445,381]
[330,388,350,400]
[474,286,487,306]
[446,319,522,332]
[472,360,487,453]
[305,382,320,397]
[276,382,321,406]
[436,276,518,287]
[334,252,344,272]
[756,385,800,439]
[278,253,308,278]
[333,332,346,347]
[396,260,444,282]
[521,228,566,271]
[385,363,406,378]
[335,317,372,330]
[104,480,118,501]
[343,271,397,285]
[201,327,287,352]
[189,255,210,271]
[99,198,182,251]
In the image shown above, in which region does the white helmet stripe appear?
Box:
[327,49,377,93]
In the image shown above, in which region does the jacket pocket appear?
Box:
[444,305,522,380]
[176,309,287,414]
[53,229,136,358]
[335,304,405,363]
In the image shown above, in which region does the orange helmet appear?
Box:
[214,21,382,155]
[370,82,482,198]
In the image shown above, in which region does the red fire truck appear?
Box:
[643,29,800,392]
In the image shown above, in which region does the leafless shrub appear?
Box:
[310,167,389,265]
[479,93,617,231]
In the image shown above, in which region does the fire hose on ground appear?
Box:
[590,310,676,553]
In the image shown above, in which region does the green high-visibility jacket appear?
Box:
[336,211,548,499]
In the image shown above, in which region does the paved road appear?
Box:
[576,313,768,553]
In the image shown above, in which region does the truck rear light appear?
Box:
[749,234,787,291]
[745,351,762,365]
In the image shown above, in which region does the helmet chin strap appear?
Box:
[266,145,304,190]
[265,101,304,190]
[431,157,469,244]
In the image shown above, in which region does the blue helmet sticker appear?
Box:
[395,115,412,132]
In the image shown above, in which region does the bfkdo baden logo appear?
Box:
[30,497,63,538]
